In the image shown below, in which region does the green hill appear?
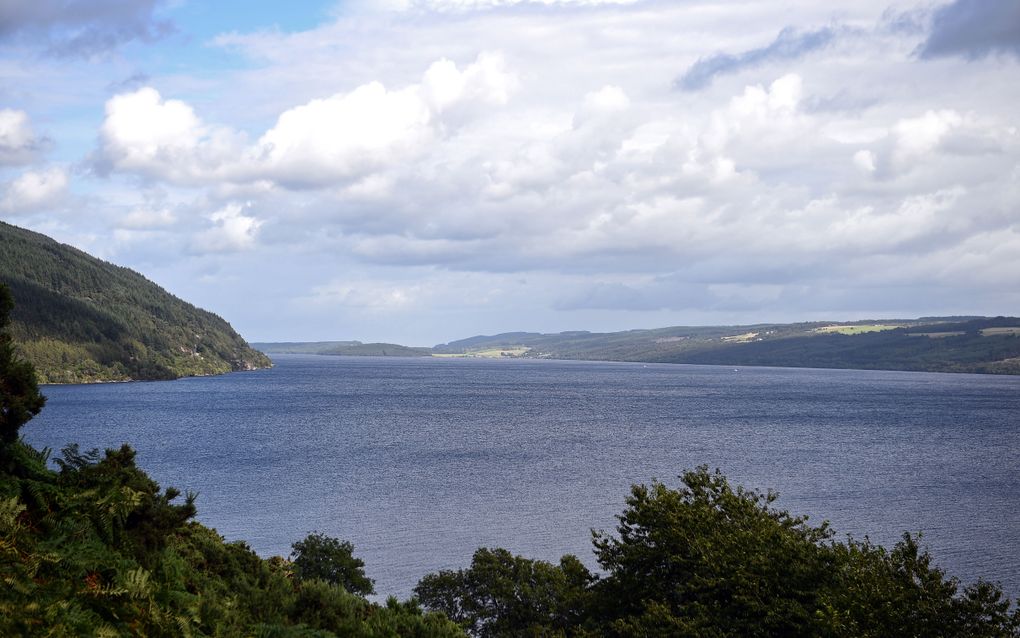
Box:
[435,318,1020,374]
[0,221,271,383]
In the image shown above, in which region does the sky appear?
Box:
[1,0,1018,345]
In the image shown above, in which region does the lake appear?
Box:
[25,354,1020,599]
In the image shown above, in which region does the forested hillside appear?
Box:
[0,221,270,383]
[435,318,1020,374]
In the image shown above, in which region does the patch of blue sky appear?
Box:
[125,1,338,80]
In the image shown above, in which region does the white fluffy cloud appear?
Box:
[15,0,1020,340]
[99,87,243,183]
[0,166,67,214]
[192,202,262,253]
[98,53,517,189]
[0,109,44,165]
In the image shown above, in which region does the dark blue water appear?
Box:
[25,355,1020,599]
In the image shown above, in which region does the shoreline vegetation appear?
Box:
[2,284,1019,635]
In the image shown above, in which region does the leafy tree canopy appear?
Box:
[0,283,45,445]
[291,532,375,596]
[415,547,594,637]
[416,467,1020,637]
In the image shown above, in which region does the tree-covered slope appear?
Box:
[435,317,1020,374]
[0,221,271,383]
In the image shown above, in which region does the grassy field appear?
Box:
[434,346,532,358]
[814,324,900,335]
[721,332,759,343]
[981,327,1020,336]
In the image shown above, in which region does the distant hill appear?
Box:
[0,221,271,383]
[435,318,1020,374]
[254,341,432,357]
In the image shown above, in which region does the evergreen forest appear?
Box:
[0,222,271,384]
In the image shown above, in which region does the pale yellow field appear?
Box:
[814,324,899,335]
[722,332,758,343]
[434,346,532,358]
[981,327,1020,336]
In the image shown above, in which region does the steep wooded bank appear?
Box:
[0,221,270,383]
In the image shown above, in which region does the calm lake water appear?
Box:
[25,355,1020,599]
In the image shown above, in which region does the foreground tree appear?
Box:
[416,467,1020,637]
[0,283,45,445]
[591,467,837,636]
[415,547,594,637]
[291,531,376,596]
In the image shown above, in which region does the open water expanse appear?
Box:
[26,355,1020,599]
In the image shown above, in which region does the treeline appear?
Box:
[0,222,270,383]
[2,284,1019,636]
[671,326,1020,374]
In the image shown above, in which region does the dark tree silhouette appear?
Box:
[0,283,45,444]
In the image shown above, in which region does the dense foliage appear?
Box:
[416,468,1020,637]
[0,440,465,637]
[291,532,376,596]
[0,284,45,444]
[416,549,594,636]
[0,222,271,383]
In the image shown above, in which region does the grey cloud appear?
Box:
[0,136,49,166]
[919,0,1020,60]
[554,280,718,312]
[106,71,151,93]
[675,26,839,91]
[0,0,173,58]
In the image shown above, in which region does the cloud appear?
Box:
[192,203,262,253]
[919,0,1020,60]
[353,0,639,12]
[106,71,151,93]
[120,207,176,229]
[0,166,68,214]
[304,280,421,311]
[676,26,840,91]
[97,87,245,183]
[0,109,47,165]
[97,53,518,189]
[20,1,1020,340]
[0,0,173,57]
